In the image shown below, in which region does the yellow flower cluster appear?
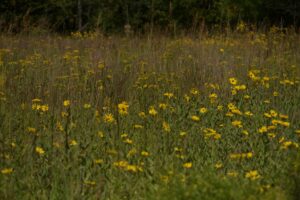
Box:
[113,161,143,173]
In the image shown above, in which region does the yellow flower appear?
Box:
[191,115,200,121]
[209,93,218,99]
[83,103,91,109]
[215,162,223,169]
[217,105,223,110]
[199,107,208,114]
[1,168,13,174]
[231,109,243,115]
[94,159,104,164]
[35,146,45,155]
[127,148,137,157]
[279,114,288,119]
[138,112,146,118]
[268,133,276,138]
[228,103,236,110]
[84,180,96,186]
[179,131,187,137]
[281,141,298,149]
[118,101,129,115]
[232,120,242,128]
[214,134,221,140]
[247,152,253,158]
[163,92,174,99]
[227,171,238,177]
[272,120,290,127]
[229,77,238,85]
[190,88,199,95]
[63,100,70,107]
[184,94,190,102]
[103,113,115,123]
[41,105,49,112]
[264,113,272,118]
[231,89,237,95]
[267,125,276,130]
[148,106,158,116]
[234,84,246,90]
[123,138,133,144]
[159,103,167,110]
[244,111,253,116]
[69,139,77,146]
[242,130,249,136]
[27,127,37,134]
[134,124,143,129]
[61,111,68,117]
[126,165,143,173]
[244,95,250,99]
[270,110,278,117]
[258,126,268,133]
[245,170,260,180]
[141,151,150,157]
[162,121,171,132]
[183,162,192,169]
[32,98,42,103]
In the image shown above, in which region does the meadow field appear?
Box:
[0,28,300,199]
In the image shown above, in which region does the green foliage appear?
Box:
[151,170,289,200]
[0,0,299,33]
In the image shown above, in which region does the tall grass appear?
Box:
[0,28,300,199]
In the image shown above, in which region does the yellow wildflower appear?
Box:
[134,124,144,129]
[199,107,208,114]
[118,101,129,115]
[215,162,223,169]
[141,151,150,157]
[227,171,238,177]
[27,127,37,134]
[1,168,13,174]
[41,105,49,112]
[162,121,171,132]
[94,159,104,164]
[244,111,253,116]
[35,146,45,155]
[190,88,199,95]
[163,92,174,99]
[63,100,70,107]
[229,77,238,85]
[191,115,200,121]
[83,103,91,109]
[138,112,146,118]
[123,138,133,144]
[179,131,187,137]
[69,139,77,146]
[159,103,167,110]
[258,126,268,133]
[103,113,115,123]
[148,106,158,116]
[232,120,243,128]
[84,180,96,186]
[245,170,260,180]
[183,162,192,169]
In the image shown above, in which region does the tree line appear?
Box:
[0,0,299,33]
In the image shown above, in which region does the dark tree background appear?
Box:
[0,0,299,33]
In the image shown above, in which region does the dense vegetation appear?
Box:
[0,29,300,199]
[1,1,300,199]
[1,0,300,33]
